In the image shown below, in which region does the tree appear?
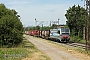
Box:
[0,4,23,47]
[35,26,40,30]
[65,5,86,37]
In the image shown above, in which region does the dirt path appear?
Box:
[24,35,82,60]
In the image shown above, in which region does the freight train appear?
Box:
[25,27,70,43]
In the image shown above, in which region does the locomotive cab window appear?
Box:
[57,30,60,34]
[61,28,64,32]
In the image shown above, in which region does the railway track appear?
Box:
[27,35,89,50]
[65,42,86,49]
[49,40,88,50]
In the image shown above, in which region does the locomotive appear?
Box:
[25,27,70,43]
[49,27,70,42]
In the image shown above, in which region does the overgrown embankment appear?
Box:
[0,37,51,60]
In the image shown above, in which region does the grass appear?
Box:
[75,47,90,56]
[0,48,27,60]
[70,36,86,43]
[0,37,51,60]
[70,36,90,56]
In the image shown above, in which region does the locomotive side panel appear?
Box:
[49,29,60,41]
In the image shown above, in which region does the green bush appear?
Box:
[70,36,86,43]
[0,4,23,48]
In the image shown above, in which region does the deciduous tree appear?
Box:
[0,4,23,47]
[65,5,86,37]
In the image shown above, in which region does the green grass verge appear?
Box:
[70,36,86,43]
[0,37,51,60]
[70,36,90,55]
[75,47,90,56]
[0,48,28,60]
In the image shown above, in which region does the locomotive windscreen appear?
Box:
[61,28,70,35]
[61,28,69,32]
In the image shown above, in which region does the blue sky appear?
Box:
[0,0,84,27]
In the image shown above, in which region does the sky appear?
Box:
[0,0,84,27]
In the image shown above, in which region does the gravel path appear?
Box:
[24,35,82,60]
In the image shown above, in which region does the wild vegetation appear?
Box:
[0,37,51,60]
[65,5,86,38]
[64,5,90,44]
[0,4,23,47]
